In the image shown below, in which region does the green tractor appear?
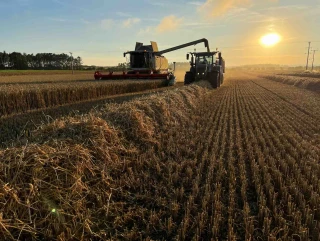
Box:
[184,51,225,88]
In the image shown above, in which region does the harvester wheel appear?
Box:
[184,72,194,85]
[210,72,219,89]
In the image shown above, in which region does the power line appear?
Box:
[306,42,311,70]
[311,49,318,71]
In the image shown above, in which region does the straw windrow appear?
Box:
[0,82,210,240]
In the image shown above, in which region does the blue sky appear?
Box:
[1,0,319,66]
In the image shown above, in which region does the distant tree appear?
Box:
[0,51,11,69]
[0,51,84,70]
[9,52,28,69]
[117,62,129,71]
[74,56,83,70]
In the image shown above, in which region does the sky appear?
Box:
[0,0,320,66]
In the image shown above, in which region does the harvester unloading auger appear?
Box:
[94,38,210,85]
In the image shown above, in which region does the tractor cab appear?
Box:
[196,54,215,65]
[195,53,216,78]
[187,52,218,78]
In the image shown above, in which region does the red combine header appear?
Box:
[94,71,169,80]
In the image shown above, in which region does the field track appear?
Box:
[0,72,320,240]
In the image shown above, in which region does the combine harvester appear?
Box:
[94,39,210,85]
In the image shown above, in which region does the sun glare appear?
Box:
[260,33,281,47]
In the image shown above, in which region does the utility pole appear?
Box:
[69,52,74,74]
[311,49,318,71]
[306,42,311,70]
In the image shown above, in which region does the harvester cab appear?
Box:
[184,51,225,88]
[123,41,169,75]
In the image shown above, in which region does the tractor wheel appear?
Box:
[210,72,219,89]
[184,72,195,85]
[220,72,224,85]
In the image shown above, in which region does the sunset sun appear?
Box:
[260,33,281,47]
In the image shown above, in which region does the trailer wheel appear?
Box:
[184,72,194,85]
[210,72,219,89]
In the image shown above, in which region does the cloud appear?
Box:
[199,0,278,17]
[122,18,141,28]
[145,0,167,7]
[16,0,31,6]
[138,27,152,35]
[116,11,131,17]
[156,15,183,33]
[182,22,225,29]
[101,19,115,29]
[265,5,306,11]
[100,17,141,30]
[80,19,91,24]
[138,15,183,35]
[188,1,204,6]
[0,0,33,7]
[222,7,266,23]
[51,0,90,13]
[48,17,67,22]
[47,17,91,25]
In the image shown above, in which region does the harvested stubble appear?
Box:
[261,74,320,92]
[1,73,320,240]
[0,80,166,116]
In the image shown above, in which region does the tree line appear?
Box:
[0,51,83,70]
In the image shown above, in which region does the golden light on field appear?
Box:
[260,33,281,47]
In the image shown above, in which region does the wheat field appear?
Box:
[0,73,166,116]
[0,71,319,240]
